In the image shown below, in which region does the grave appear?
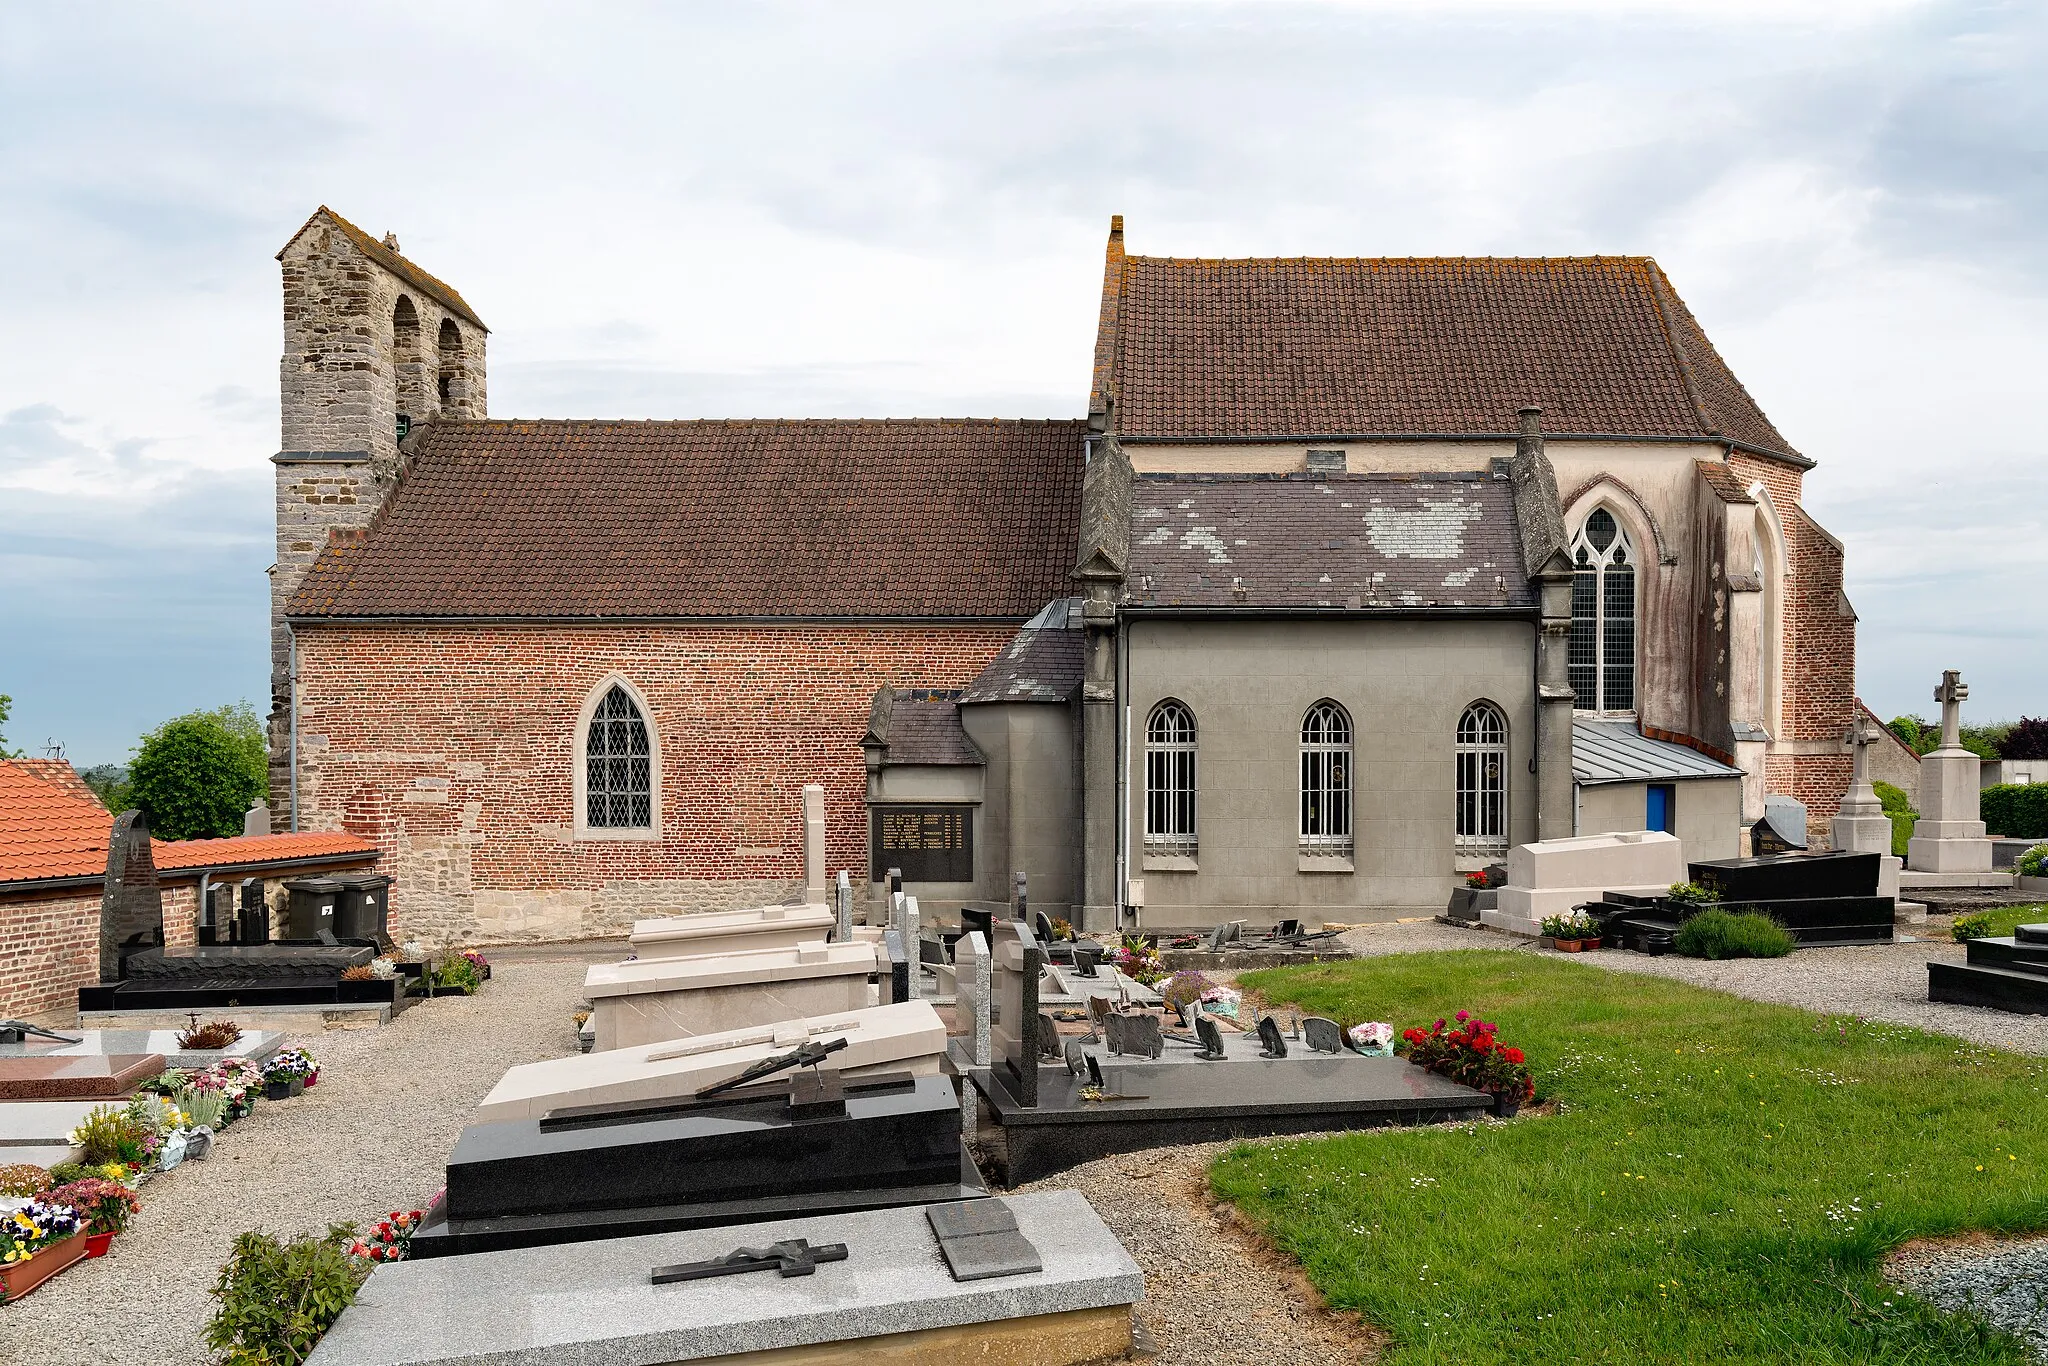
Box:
[1586,850,1894,950]
[1480,830,1688,937]
[79,812,401,1016]
[308,1192,1141,1366]
[0,1027,282,1072]
[0,1098,105,1169]
[626,902,837,961]
[0,1052,165,1100]
[584,939,881,1051]
[409,1066,986,1258]
[1907,670,2000,877]
[965,920,1491,1184]
[476,1001,946,1123]
[1929,922,2048,1015]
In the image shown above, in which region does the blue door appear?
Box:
[1646,784,1675,834]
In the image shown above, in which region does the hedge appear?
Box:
[1982,784,2048,840]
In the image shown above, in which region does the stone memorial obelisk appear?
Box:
[801,783,828,904]
[1907,670,1994,873]
[1831,715,1892,855]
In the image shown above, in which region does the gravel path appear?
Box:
[0,956,592,1366]
[1888,1233,2048,1361]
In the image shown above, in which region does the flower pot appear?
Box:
[83,1231,115,1258]
[289,1076,305,1097]
[0,1232,88,1301]
[1555,939,1583,953]
[303,1070,319,1088]
[1537,936,1555,950]
[1491,1095,1522,1118]
[264,1078,294,1101]
[1582,936,1603,951]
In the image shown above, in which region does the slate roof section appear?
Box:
[874,692,985,767]
[1100,251,1796,459]
[278,206,488,331]
[1124,472,1534,611]
[1572,720,1744,786]
[961,599,1085,704]
[288,419,1088,621]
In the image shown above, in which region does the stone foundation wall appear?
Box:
[0,889,101,1019]
[289,622,1012,946]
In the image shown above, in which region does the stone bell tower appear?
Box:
[266,207,488,828]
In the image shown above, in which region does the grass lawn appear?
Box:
[1214,951,2048,1364]
[1952,903,2048,940]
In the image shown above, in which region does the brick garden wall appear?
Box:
[290,622,1017,945]
[0,889,102,1019]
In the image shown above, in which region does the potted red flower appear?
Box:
[1397,1011,1536,1117]
[46,1177,140,1257]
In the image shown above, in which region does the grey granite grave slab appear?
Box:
[0,1028,283,1071]
[305,1190,1139,1366]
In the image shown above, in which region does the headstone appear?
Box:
[1303,1017,1344,1054]
[237,878,270,945]
[1752,797,1806,855]
[953,931,992,1067]
[1831,715,1894,855]
[926,1198,1043,1282]
[1062,1039,1086,1076]
[1071,942,1103,978]
[1194,1015,1227,1060]
[1257,1015,1288,1059]
[882,930,910,1006]
[1036,1012,1061,1061]
[1105,1011,1163,1060]
[1012,870,1028,922]
[902,897,922,999]
[99,810,164,981]
[1909,669,1996,873]
[834,870,853,942]
[241,801,268,838]
[888,868,903,897]
[988,919,1045,1108]
[1202,923,1229,952]
[1085,995,1112,1043]
[801,784,828,904]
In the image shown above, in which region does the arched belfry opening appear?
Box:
[437,318,467,416]
[391,295,423,442]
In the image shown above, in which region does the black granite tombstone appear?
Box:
[1072,942,1104,977]
[988,918,1045,1108]
[881,930,910,1005]
[1106,1011,1163,1060]
[1257,1015,1288,1059]
[413,1072,983,1258]
[237,878,270,945]
[1194,1016,1227,1060]
[1930,924,2048,1015]
[1036,1012,1062,1060]
[1063,1039,1087,1076]
[927,1198,1042,1282]
[1690,851,1879,901]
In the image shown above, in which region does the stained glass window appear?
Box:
[585,684,652,829]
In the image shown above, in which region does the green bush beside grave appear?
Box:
[1673,907,1795,959]
[1982,784,2048,840]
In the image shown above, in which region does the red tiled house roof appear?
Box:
[0,761,379,888]
[0,761,113,883]
[288,418,1088,620]
[1091,228,1797,461]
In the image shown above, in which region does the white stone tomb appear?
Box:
[584,939,879,1051]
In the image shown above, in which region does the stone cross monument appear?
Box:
[1830,714,1892,856]
[1906,669,1994,874]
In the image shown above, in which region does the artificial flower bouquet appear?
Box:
[1346,1021,1395,1056]
[348,1209,426,1264]
[1111,935,1167,986]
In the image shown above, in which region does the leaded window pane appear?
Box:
[1455,702,1509,853]
[1299,702,1353,853]
[585,684,654,829]
[1144,702,1198,856]
[1568,512,1638,715]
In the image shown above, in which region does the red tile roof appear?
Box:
[1097,247,1796,459]
[0,761,379,887]
[288,418,1088,621]
[0,761,114,883]
[1694,459,1757,504]
[149,831,377,872]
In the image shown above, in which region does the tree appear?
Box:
[1999,718,2048,761]
[127,702,269,840]
[79,764,132,813]
[0,693,18,759]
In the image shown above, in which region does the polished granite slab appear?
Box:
[0,1053,165,1100]
[0,1028,282,1071]
[310,1191,1140,1366]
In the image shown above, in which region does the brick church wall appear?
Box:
[291,622,1016,945]
[0,890,102,1019]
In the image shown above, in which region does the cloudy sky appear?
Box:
[1,1,2042,766]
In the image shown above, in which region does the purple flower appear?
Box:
[1455,1010,1470,1023]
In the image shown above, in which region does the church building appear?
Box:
[268,208,1854,940]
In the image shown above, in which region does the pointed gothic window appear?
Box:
[1144,701,1197,857]
[585,684,652,829]
[1299,701,1353,855]
[1569,508,1636,713]
[1455,702,1509,854]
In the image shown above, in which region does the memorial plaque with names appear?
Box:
[871,806,975,884]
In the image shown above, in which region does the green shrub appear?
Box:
[1873,781,1914,813]
[1674,908,1795,960]
[2020,843,2048,879]
[206,1223,369,1366]
[1952,912,1996,943]
[1665,881,1717,906]
[1983,784,2048,840]
[1873,782,1917,856]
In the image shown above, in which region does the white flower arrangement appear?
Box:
[1348,1021,1396,1056]
[370,956,398,980]
[401,939,425,960]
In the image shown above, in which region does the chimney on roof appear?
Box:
[1516,405,1543,460]
[382,231,401,253]
[1109,214,1124,239]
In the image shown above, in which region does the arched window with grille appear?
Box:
[1144,701,1198,857]
[1299,700,1353,855]
[578,680,656,834]
[1569,507,1637,713]
[1455,702,1509,855]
